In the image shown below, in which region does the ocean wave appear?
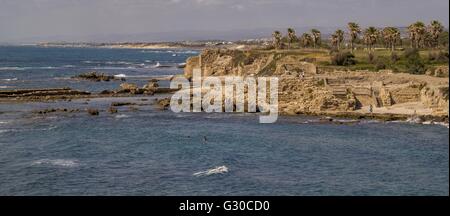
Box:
[115,114,130,119]
[0,67,25,71]
[53,77,72,80]
[141,50,199,54]
[0,86,11,89]
[32,159,79,168]
[0,66,59,71]
[0,129,13,134]
[114,74,127,78]
[1,78,18,81]
[431,122,449,128]
[105,61,134,65]
[193,166,229,177]
[0,125,57,134]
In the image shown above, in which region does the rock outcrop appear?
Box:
[184,49,449,118]
[72,71,124,82]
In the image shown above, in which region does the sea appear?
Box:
[0,46,448,195]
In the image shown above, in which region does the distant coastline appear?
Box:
[34,41,248,50]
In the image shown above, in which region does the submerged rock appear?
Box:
[87,108,99,116]
[111,102,136,107]
[142,80,159,95]
[157,98,171,110]
[108,106,118,114]
[72,71,121,82]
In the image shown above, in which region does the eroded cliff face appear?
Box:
[185,49,317,78]
[184,49,449,117]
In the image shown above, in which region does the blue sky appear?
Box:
[0,0,448,42]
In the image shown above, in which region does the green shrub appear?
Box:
[403,49,426,74]
[391,52,400,62]
[375,60,387,70]
[435,51,449,63]
[331,52,356,66]
[368,53,375,63]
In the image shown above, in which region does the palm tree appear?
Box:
[331,34,339,50]
[408,21,426,48]
[272,31,283,49]
[429,20,444,48]
[311,29,321,49]
[347,22,361,53]
[287,28,296,50]
[382,27,401,52]
[300,33,313,48]
[363,27,379,53]
[334,29,345,50]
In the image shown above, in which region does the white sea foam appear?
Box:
[0,86,11,89]
[433,122,449,128]
[0,129,12,134]
[1,78,18,81]
[105,61,134,65]
[114,74,127,78]
[32,159,79,167]
[0,126,57,134]
[0,66,59,71]
[0,67,25,71]
[115,114,130,119]
[193,166,229,177]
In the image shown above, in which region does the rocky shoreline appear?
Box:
[1,49,449,125]
[183,49,449,123]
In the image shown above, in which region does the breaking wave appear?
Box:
[0,67,25,71]
[115,114,130,119]
[32,159,79,168]
[193,166,229,177]
[1,78,18,81]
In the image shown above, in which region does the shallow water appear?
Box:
[0,46,448,195]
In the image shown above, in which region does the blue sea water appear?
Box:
[0,46,448,195]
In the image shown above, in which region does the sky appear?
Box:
[0,0,448,43]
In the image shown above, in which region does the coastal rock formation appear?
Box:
[116,80,160,95]
[118,83,142,94]
[157,98,171,110]
[184,49,449,118]
[142,80,159,95]
[184,49,317,78]
[72,71,124,82]
[0,88,91,101]
[87,108,99,116]
[279,77,356,115]
[420,86,449,115]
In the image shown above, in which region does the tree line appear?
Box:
[272,20,448,52]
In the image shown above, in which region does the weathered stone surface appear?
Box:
[379,87,393,106]
[421,86,449,115]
